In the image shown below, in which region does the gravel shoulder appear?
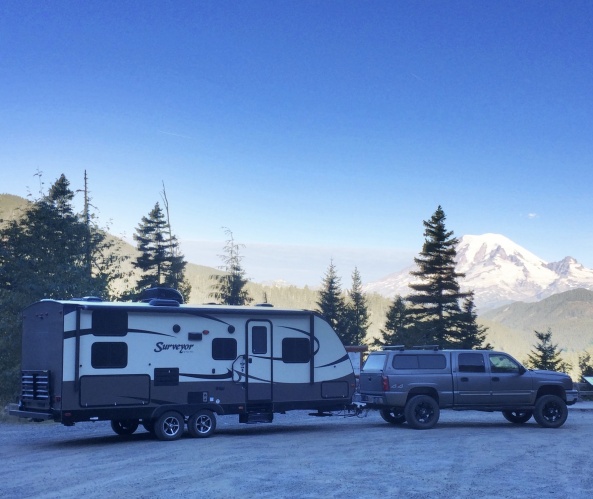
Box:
[1,407,592,499]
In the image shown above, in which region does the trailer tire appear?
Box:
[188,409,217,438]
[404,395,440,430]
[380,408,406,425]
[533,395,568,428]
[153,411,185,441]
[110,419,139,435]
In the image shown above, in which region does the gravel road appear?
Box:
[1,406,592,499]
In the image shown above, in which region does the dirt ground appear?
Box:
[1,405,592,499]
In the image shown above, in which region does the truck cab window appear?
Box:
[489,354,520,373]
[458,353,486,373]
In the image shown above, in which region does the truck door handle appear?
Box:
[492,377,500,382]
[460,377,469,382]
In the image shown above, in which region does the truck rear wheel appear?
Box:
[404,395,440,429]
[502,410,533,424]
[533,395,568,428]
[153,411,185,441]
[188,409,217,438]
[110,419,139,435]
[380,408,406,425]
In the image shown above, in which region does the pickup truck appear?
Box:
[358,347,578,429]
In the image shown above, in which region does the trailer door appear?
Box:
[246,321,272,402]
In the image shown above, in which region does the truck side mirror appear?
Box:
[519,365,526,375]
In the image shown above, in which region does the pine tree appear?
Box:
[451,293,492,349]
[372,295,416,347]
[578,352,593,383]
[209,228,252,305]
[526,329,565,372]
[0,173,122,404]
[133,203,169,289]
[343,267,370,345]
[406,205,469,348]
[316,260,348,342]
[132,201,191,301]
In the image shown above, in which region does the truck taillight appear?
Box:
[382,375,389,391]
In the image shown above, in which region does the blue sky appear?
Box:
[1,1,592,286]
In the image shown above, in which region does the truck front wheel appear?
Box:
[380,408,406,425]
[502,410,533,424]
[533,395,568,428]
[404,395,440,429]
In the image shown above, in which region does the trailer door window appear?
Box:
[91,342,128,369]
[251,326,268,355]
[92,309,128,336]
[212,338,237,360]
[282,338,310,363]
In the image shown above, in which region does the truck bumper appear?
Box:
[566,389,579,405]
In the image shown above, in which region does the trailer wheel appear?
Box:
[380,408,406,425]
[502,410,533,424]
[188,410,217,438]
[533,395,568,428]
[110,419,139,435]
[404,395,440,430]
[153,411,185,441]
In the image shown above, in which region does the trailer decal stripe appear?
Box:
[180,371,233,380]
[316,354,350,369]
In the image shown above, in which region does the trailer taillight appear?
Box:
[382,375,389,392]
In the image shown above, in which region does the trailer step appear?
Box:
[239,412,274,424]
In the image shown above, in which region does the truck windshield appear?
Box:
[362,354,387,371]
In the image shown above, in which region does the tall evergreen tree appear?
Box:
[578,352,593,382]
[316,260,348,342]
[372,295,416,347]
[132,202,191,301]
[525,329,565,372]
[209,228,252,305]
[0,174,123,404]
[451,292,492,349]
[406,205,469,348]
[343,267,370,345]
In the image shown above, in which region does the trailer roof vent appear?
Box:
[255,303,274,307]
[140,287,183,304]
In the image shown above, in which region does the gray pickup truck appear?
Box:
[358,347,578,429]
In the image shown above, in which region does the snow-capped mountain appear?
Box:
[363,233,593,310]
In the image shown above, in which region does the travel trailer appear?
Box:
[9,289,356,440]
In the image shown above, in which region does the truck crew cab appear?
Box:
[359,346,578,429]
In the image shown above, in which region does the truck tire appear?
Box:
[153,411,185,441]
[533,395,568,428]
[404,395,440,430]
[188,409,217,438]
[380,408,406,425]
[502,410,533,424]
[110,419,139,435]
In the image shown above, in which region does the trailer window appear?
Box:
[92,309,128,336]
[91,342,128,369]
[282,338,310,363]
[212,338,237,360]
[252,326,268,355]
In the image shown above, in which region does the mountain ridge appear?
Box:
[363,233,593,311]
